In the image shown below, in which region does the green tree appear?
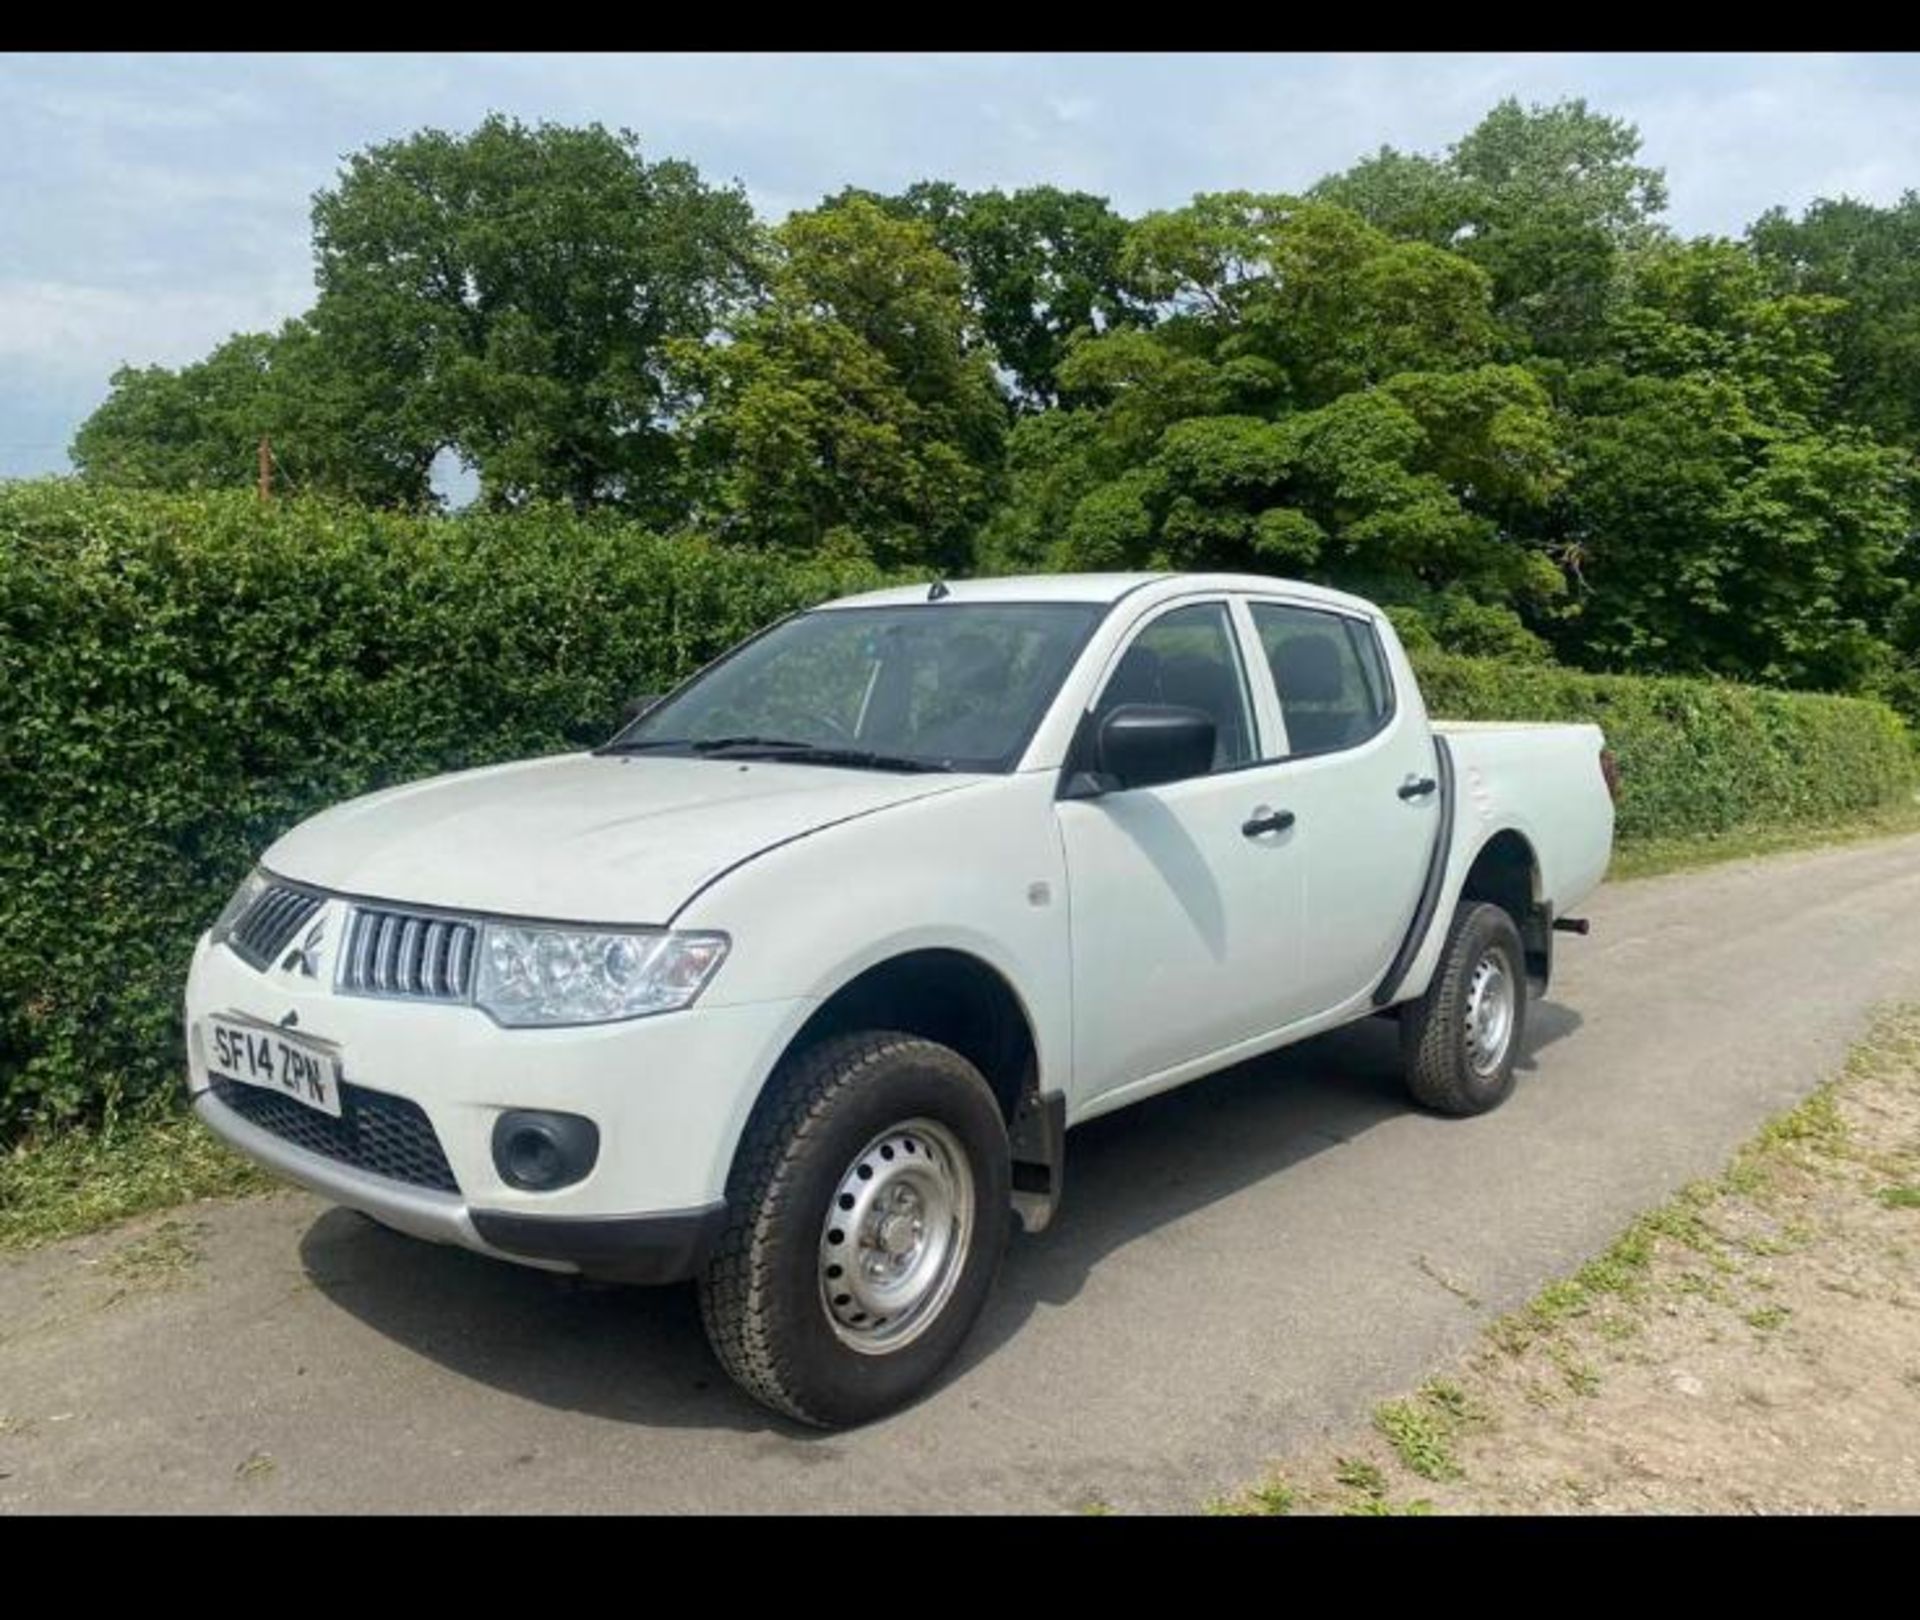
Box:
[1116,194,1498,406]
[983,194,1564,652]
[72,331,283,492]
[71,322,435,505]
[1551,239,1913,692]
[831,182,1144,408]
[1317,97,1669,355]
[1749,192,1920,450]
[672,198,1006,570]
[309,114,760,515]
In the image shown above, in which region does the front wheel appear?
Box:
[1399,901,1528,1117]
[697,1031,1011,1427]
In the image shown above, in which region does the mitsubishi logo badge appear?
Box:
[280,917,326,979]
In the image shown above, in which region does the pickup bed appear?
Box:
[185,571,1614,1425]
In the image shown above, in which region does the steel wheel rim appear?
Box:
[1464,949,1516,1077]
[818,1117,975,1355]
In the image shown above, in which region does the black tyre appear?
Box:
[1399,901,1528,1117]
[697,1031,1012,1427]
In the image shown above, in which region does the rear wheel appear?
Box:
[698,1031,1011,1427]
[1399,901,1528,1117]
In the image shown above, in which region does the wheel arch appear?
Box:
[771,945,1043,1129]
[718,942,1063,1235]
[1456,826,1552,992]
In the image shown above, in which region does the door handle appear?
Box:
[1397,776,1438,801]
[1241,807,1296,838]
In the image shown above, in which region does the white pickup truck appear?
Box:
[185,572,1614,1425]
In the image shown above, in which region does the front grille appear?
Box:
[211,1076,460,1194]
[229,883,325,971]
[340,906,478,1001]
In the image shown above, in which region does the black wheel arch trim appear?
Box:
[1372,732,1456,1008]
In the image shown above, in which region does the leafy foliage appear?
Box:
[4,482,1912,1141]
[69,323,434,507]
[75,117,763,519]
[1750,192,1920,449]
[826,181,1145,407]
[1316,96,1669,355]
[0,483,896,1137]
[71,331,287,493]
[1417,652,1914,844]
[1550,239,1914,696]
[980,195,1563,660]
[308,115,762,515]
[670,198,1006,571]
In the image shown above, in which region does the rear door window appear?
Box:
[1249,602,1394,756]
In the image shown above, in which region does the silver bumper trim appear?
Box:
[192,1085,568,1269]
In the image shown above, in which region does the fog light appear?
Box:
[492,1110,600,1192]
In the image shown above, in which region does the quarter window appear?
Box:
[1251,602,1393,756]
[1092,601,1255,774]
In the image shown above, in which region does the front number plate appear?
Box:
[206,1015,343,1119]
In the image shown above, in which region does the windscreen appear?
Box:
[612,602,1103,772]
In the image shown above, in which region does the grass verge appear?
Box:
[0,1098,271,1253]
[1213,1001,1920,1515]
[1605,795,1920,881]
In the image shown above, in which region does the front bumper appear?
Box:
[184,915,812,1280]
[191,1085,728,1281]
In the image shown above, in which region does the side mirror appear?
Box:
[620,692,664,727]
[1094,704,1217,792]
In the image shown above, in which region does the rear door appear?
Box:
[1241,597,1439,1017]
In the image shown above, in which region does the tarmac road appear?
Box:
[4,831,1920,1513]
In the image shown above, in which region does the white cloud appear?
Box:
[25,79,272,134]
[1616,60,1920,235]
[0,278,307,372]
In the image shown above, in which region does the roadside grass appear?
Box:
[1373,1385,1469,1481]
[1483,1074,1859,1362]
[0,1097,271,1253]
[1212,1001,1920,1516]
[1605,795,1920,882]
[103,1218,207,1290]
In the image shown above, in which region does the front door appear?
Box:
[1055,598,1307,1103]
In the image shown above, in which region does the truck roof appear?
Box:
[821,572,1382,616]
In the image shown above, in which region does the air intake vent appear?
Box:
[211,1077,459,1193]
[340,907,477,1002]
[228,884,325,971]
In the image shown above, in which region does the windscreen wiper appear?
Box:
[597,736,688,754]
[599,735,952,772]
[693,737,954,773]
[598,734,797,756]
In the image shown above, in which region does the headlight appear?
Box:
[210,867,269,942]
[474,923,730,1027]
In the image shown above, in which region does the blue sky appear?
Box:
[4,51,1918,480]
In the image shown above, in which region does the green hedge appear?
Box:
[1413,653,1915,844]
[2,481,1914,1138]
[0,483,894,1136]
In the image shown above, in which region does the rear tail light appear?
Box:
[1599,747,1620,804]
